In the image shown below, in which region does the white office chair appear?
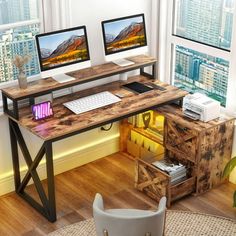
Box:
[93,193,166,236]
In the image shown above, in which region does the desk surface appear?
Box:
[14,76,188,141]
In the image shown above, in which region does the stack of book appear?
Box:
[146,126,163,141]
[152,159,187,185]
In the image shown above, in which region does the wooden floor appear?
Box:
[0,153,235,235]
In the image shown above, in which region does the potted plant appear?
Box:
[222,156,236,207]
[13,54,31,89]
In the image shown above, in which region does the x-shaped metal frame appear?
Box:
[9,118,56,222]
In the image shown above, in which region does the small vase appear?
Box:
[18,72,27,89]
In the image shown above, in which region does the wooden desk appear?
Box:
[2,55,188,222]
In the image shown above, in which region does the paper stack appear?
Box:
[152,159,187,185]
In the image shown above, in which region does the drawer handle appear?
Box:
[176,124,188,132]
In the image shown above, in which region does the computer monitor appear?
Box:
[35,26,91,83]
[101,13,148,67]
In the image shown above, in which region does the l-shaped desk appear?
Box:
[1,55,188,222]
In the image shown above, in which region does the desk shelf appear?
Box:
[1,55,156,120]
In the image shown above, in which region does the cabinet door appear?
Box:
[164,119,198,163]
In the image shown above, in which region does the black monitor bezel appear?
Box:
[35,25,90,72]
[101,13,147,56]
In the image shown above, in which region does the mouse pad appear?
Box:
[122,82,153,94]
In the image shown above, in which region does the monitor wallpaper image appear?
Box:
[37,28,89,70]
[103,15,146,54]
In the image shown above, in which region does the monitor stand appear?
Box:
[112,58,135,67]
[119,72,128,81]
[52,74,75,83]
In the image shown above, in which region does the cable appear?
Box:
[101,123,113,131]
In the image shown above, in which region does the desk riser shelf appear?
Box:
[1,55,157,120]
[1,55,156,101]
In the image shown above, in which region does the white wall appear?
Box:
[69,0,152,65]
[0,0,152,195]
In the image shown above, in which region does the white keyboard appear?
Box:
[63,91,121,115]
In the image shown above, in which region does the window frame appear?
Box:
[162,0,236,111]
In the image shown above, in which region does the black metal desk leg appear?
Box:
[140,62,157,80]
[45,141,56,222]
[8,119,57,222]
[9,118,21,190]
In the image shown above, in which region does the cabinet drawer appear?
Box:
[135,159,195,207]
[170,177,195,202]
[165,119,198,162]
[135,160,169,202]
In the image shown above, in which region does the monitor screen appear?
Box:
[35,26,90,73]
[101,14,147,56]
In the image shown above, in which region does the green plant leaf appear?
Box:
[222,156,236,178]
[233,191,236,208]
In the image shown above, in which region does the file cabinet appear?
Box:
[120,104,235,205]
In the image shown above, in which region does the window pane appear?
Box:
[0,0,39,24]
[0,23,40,83]
[0,0,40,84]
[174,0,235,50]
[173,45,228,106]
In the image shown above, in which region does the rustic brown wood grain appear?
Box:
[123,104,234,205]
[197,119,235,194]
[156,104,233,132]
[164,119,198,163]
[1,55,156,100]
[135,159,170,205]
[158,105,234,195]
[11,76,187,141]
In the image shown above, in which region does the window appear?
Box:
[165,0,236,107]
[174,45,229,106]
[0,0,42,85]
[174,0,234,50]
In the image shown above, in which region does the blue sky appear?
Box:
[38,28,85,51]
[104,16,143,37]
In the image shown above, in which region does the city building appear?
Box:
[0,0,39,82]
[175,47,194,79]
[174,0,233,106]
[185,0,223,47]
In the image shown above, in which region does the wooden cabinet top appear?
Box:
[1,55,156,100]
[156,104,235,132]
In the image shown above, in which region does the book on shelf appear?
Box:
[146,126,163,140]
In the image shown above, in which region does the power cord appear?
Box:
[101,123,113,131]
